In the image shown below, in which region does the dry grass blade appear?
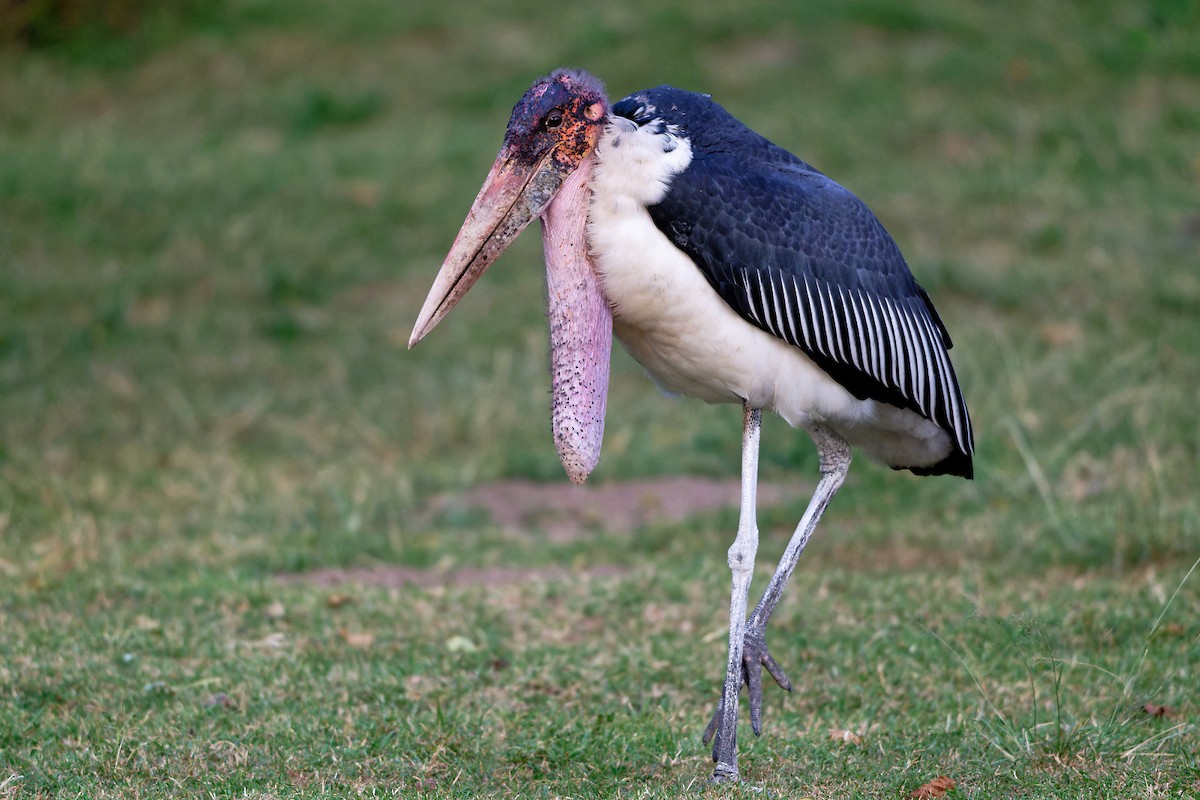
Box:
[829,728,863,745]
[0,774,23,800]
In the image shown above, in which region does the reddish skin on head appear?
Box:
[408,69,609,348]
[502,69,608,176]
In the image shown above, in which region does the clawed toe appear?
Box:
[704,625,793,750]
[743,626,792,735]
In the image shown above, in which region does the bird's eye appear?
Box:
[544,110,564,129]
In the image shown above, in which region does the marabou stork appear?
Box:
[409,69,973,783]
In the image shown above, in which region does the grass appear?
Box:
[2,0,1199,796]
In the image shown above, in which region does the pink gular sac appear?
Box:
[539,155,612,484]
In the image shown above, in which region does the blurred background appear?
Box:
[2,0,1197,573]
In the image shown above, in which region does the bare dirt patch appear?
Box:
[281,563,630,589]
[280,477,794,588]
[453,476,790,542]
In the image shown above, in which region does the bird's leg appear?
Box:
[707,402,762,783]
[703,422,851,762]
[743,423,851,734]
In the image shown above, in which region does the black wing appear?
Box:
[649,153,974,477]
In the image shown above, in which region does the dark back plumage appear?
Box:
[613,88,974,477]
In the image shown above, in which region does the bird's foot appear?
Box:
[702,623,793,754]
[710,761,740,784]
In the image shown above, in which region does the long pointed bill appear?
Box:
[541,155,612,484]
[408,149,562,348]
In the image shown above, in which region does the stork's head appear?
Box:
[408,69,608,346]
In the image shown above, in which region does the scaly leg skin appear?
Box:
[707,403,762,784]
[704,422,852,781]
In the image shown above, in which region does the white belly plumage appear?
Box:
[586,119,953,470]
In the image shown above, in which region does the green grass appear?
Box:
[2,0,1199,796]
